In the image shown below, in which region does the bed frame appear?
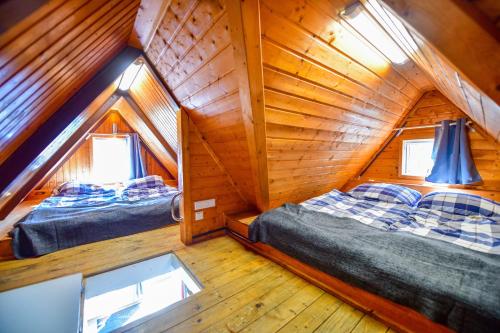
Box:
[225,212,452,333]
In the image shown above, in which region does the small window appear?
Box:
[92,136,132,183]
[401,139,434,177]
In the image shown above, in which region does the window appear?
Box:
[91,136,132,183]
[401,139,434,177]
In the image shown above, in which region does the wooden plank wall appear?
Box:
[30,111,174,198]
[178,109,249,242]
[144,0,257,207]
[370,0,500,142]
[0,0,140,166]
[345,90,500,201]
[259,0,431,207]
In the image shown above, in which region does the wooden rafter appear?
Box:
[227,0,270,211]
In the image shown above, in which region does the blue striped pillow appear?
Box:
[124,175,164,190]
[418,192,499,217]
[348,183,422,207]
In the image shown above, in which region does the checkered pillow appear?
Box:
[53,181,108,196]
[124,175,165,190]
[418,192,499,217]
[348,183,422,207]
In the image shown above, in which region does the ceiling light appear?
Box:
[341,2,407,64]
[118,59,143,91]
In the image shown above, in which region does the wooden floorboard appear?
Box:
[0,227,391,332]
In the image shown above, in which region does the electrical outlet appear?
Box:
[195,211,204,221]
[194,199,216,210]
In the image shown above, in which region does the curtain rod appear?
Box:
[392,120,473,132]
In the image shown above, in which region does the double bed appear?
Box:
[10,175,179,259]
[243,183,500,333]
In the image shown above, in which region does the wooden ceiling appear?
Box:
[0,0,141,165]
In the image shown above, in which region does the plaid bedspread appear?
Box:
[302,190,500,254]
[40,185,178,208]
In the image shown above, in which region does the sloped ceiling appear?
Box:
[0,0,141,165]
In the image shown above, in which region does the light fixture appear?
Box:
[340,1,407,64]
[118,59,143,91]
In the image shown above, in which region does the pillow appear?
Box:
[348,183,422,207]
[417,192,499,217]
[53,181,106,196]
[124,175,165,190]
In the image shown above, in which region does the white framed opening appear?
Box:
[401,139,434,177]
[91,135,132,183]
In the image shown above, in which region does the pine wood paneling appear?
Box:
[177,109,248,242]
[129,64,179,153]
[0,0,140,165]
[260,0,429,207]
[32,111,174,196]
[144,0,257,208]
[347,91,500,200]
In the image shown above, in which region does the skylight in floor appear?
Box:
[82,253,202,333]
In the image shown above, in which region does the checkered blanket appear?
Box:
[42,176,178,208]
[302,190,418,231]
[409,192,500,254]
[302,189,500,254]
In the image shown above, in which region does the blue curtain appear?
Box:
[425,118,481,184]
[130,133,147,179]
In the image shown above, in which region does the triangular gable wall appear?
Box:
[31,107,176,199]
[344,90,500,201]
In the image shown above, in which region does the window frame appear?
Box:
[89,133,132,184]
[399,137,435,180]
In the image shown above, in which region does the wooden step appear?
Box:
[225,211,259,239]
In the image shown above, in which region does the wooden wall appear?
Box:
[144,0,257,207]
[0,0,140,166]
[30,111,174,197]
[178,109,249,242]
[259,0,431,207]
[345,91,500,200]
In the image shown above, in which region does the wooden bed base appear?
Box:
[225,213,452,333]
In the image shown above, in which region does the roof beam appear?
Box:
[381,0,500,104]
[227,0,270,211]
[0,46,141,195]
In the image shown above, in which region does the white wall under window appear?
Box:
[91,136,132,183]
[401,139,434,177]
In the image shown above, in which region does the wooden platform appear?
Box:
[224,213,452,333]
[0,225,392,333]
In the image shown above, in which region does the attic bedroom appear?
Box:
[0,0,498,332]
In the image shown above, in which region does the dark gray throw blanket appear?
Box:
[11,195,178,259]
[249,204,500,333]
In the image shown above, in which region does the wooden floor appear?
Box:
[0,227,394,333]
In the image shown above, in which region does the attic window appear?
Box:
[401,139,434,177]
[91,135,132,183]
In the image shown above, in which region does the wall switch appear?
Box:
[194,199,216,210]
[195,211,204,221]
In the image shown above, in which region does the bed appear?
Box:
[10,176,179,259]
[248,184,500,333]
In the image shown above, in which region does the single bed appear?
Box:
[248,184,500,333]
[10,175,179,259]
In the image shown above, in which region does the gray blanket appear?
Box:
[11,195,178,259]
[249,204,500,333]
